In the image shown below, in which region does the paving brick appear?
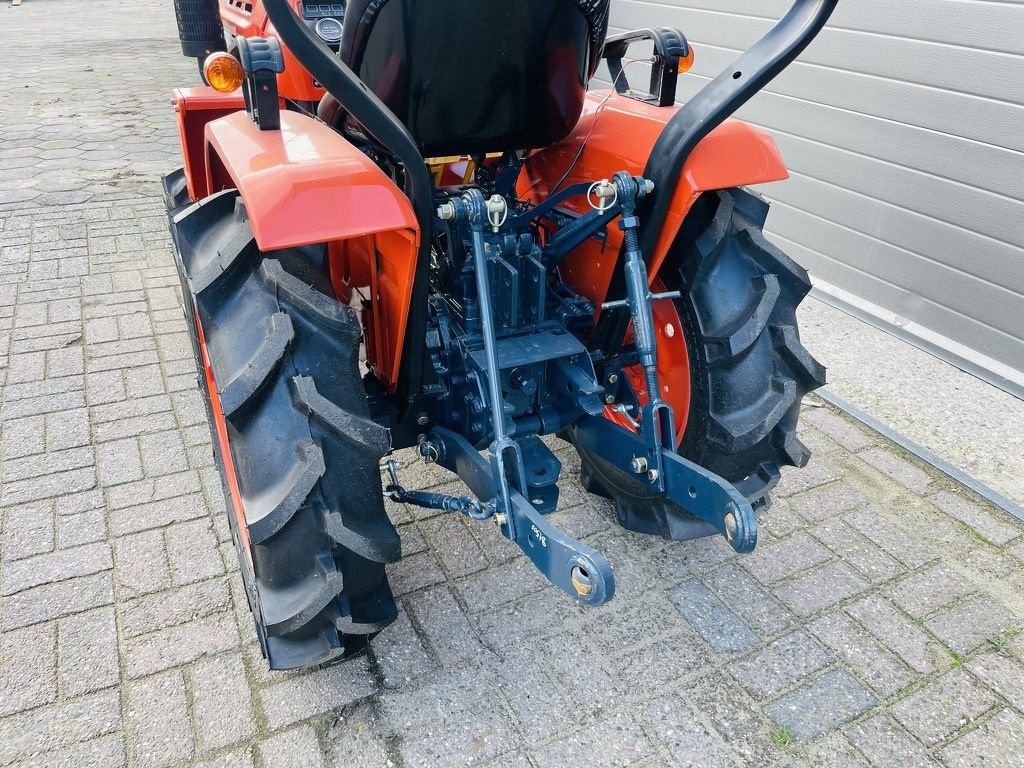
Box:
[257,725,326,768]
[846,595,942,675]
[1,414,46,459]
[0,689,121,764]
[860,449,933,494]
[193,749,255,768]
[3,445,94,484]
[641,693,735,768]
[929,490,1021,547]
[370,610,435,689]
[190,653,257,752]
[406,585,483,667]
[924,596,1019,655]
[1,540,111,596]
[124,613,240,678]
[885,563,974,619]
[728,630,831,701]
[17,735,127,768]
[96,437,143,486]
[683,672,782,767]
[0,622,57,716]
[776,459,839,496]
[966,651,1024,704]
[400,710,519,768]
[1,501,55,560]
[813,519,904,584]
[890,670,998,746]
[667,578,758,652]
[46,407,91,451]
[59,606,119,697]
[119,577,231,639]
[1,466,96,506]
[611,626,713,694]
[1,571,113,629]
[845,508,933,569]
[165,518,224,586]
[57,508,108,548]
[387,550,447,597]
[703,563,794,639]
[138,429,189,477]
[809,612,915,697]
[531,711,654,768]
[845,713,935,768]
[260,656,376,730]
[126,670,194,768]
[108,492,208,536]
[113,529,170,597]
[420,515,489,578]
[806,735,873,768]
[491,648,575,739]
[775,561,870,617]
[939,709,1024,768]
[743,533,832,585]
[765,668,877,742]
[789,482,867,522]
[454,557,547,614]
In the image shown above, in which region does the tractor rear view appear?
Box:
[165,0,834,669]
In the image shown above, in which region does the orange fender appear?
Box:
[200,108,420,392]
[520,90,788,307]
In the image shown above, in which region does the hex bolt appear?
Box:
[607,373,619,384]
[416,412,430,427]
[647,469,660,482]
[604,394,616,404]
[630,456,648,474]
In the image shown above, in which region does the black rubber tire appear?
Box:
[164,179,400,669]
[573,188,826,539]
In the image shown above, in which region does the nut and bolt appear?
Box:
[607,373,619,384]
[630,456,648,474]
[416,413,430,427]
[604,394,615,404]
[647,469,660,482]
[494,513,508,525]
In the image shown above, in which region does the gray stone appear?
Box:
[924,596,1018,655]
[190,653,257,752]
[930,490,1021,547]
[125,670,194,768]
[642,692,736,768]
[399,710,519,767]
[846,595,942,675]
[743,533,832,585]
[860,449,933,495]
[113,529,170,597]
[96,437,144,486]
[531,711,654,768]
[453,557,547,614]
[387,551,446,597]
[257,726,327,768]
[966,651,1024,704]
[765,669,877,741]
[17,735,127,768]
[890,670,998,745]
[809,612,915,697]
[0,689,121,764]
[789,482,867,522]
[845,713,936,768]
[813,520,904,585]
[885,563,974,619]
[124,613,240,678]
[492,648,574,738]
[0,571,113,629]
[729,631,831,701]
[775,561,869,617]
[406,585,483,667]
[667,579,758,652]
[260,656,376,730]
[59,606,119,696]
[938,709,1024,768]
[610,627,712,693]
[704,563,794,639]
[370,610,435,689]
[1,502,55,560]
[1,540,111,596]
[0,622,57,716]
[421,515,488,578]
[165,519,224,586]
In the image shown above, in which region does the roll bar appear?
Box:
[594,0,839,356]
[260,0,435,397]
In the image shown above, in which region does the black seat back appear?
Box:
[340,0,610,157]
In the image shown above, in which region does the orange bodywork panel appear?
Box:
[520,90,788,308]
[173,88,247,201]
[199,109,420,391]
[219,0,325,102]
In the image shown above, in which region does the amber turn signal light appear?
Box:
[679,46,695,75]
[203,52,244,93]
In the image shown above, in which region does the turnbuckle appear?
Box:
[381,460,495,521]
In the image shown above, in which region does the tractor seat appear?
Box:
[336,0,611,158]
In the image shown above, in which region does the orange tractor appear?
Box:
[166,0,833,669]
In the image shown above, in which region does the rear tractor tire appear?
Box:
[573,188,826,538]
[164,174,400,669]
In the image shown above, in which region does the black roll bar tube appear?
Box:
[260,0,435,399]
[594,0,839,357]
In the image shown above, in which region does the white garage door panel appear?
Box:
[600,0,1024,392]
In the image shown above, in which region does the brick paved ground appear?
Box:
[2,1,1024,766]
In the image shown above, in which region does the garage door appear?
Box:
[598,0,1024,397]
